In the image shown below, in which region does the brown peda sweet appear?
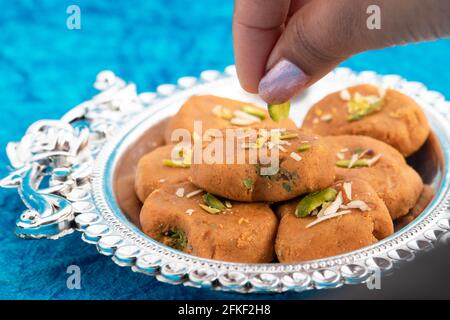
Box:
[135,144,190,203]
[394,184,435,231]
[189,128,336,202]
[302,84,430,156]
[164,95,297,144]
[324,135,423,219]
[140,182,278,263]
[275,179,394,263]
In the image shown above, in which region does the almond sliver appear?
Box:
[322,191,343,216]
[343,181,352,201]
[346,200,370,211]
[348,153,359,168]
[306,210,352,228]
[186,189,203,198]
[367,153,382,166]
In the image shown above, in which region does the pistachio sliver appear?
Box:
[202,193,226,211]
[347,97,383,122]
[297,143,311,152]
[162,159,190,168]
[348,113,363,121]
[280,132,299,140]
[295,188,337,218]
[282,182,292,192]
[336,159,368,168]
[268,101,290,122]
[159,228,187,250]
[243,178,254,190]
[199,204,221,214]
[240,105,266,120]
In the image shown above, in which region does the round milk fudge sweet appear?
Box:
[135,144,191,202]
[189,128,336,202]
[394,184,434,231]
[324,135,423,219]
[140,182,278,263]
[302,84,430,156]
[275,179,394,262]
[165,95,297,144]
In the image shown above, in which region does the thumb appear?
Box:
[258,0,450,104]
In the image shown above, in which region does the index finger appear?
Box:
[233,0,291,93]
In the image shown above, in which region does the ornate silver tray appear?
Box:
[2,67,450,293]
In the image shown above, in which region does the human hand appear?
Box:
[233,0,450,104]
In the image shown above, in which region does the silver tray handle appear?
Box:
[0,71,147,239]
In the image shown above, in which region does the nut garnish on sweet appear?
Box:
[212,104,269,126]
[268,101,291,122]
[200,193,226,214]
[162,146,192,168]
[335,147,382,168]
[294,182,371,228]
[347,91,385,121]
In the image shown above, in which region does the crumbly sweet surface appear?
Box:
[302,84,430,156]
[395,184,435,231]
[275,179,394,263]
[135,144,191,202]
[324,135,423,219]
[164,95,297,144]
[189,129,336,202]
[140,182,278,263]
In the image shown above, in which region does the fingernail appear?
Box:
[258,58,309,104]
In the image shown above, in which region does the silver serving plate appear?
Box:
[2,67,450,293]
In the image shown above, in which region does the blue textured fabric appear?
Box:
[0,0,449,300]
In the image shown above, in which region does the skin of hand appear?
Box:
[233,0,450,104]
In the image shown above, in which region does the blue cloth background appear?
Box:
[0,0,449,300]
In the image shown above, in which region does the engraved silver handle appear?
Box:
[0,71,147,239]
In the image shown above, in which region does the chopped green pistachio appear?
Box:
[159,227,187,250]
[336,159,369,168]
[295,188,337,218]
[297,143,311,152]
[202,193,226,211]
[199,204,221,214]
[243,178,254,190]
[347,94,383,122]
[282,182,292,192]
[241,105,266,120]
[162,159,190,168]
[353,147,365,155]
[280,132,299,140]
[268,101,291,122]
